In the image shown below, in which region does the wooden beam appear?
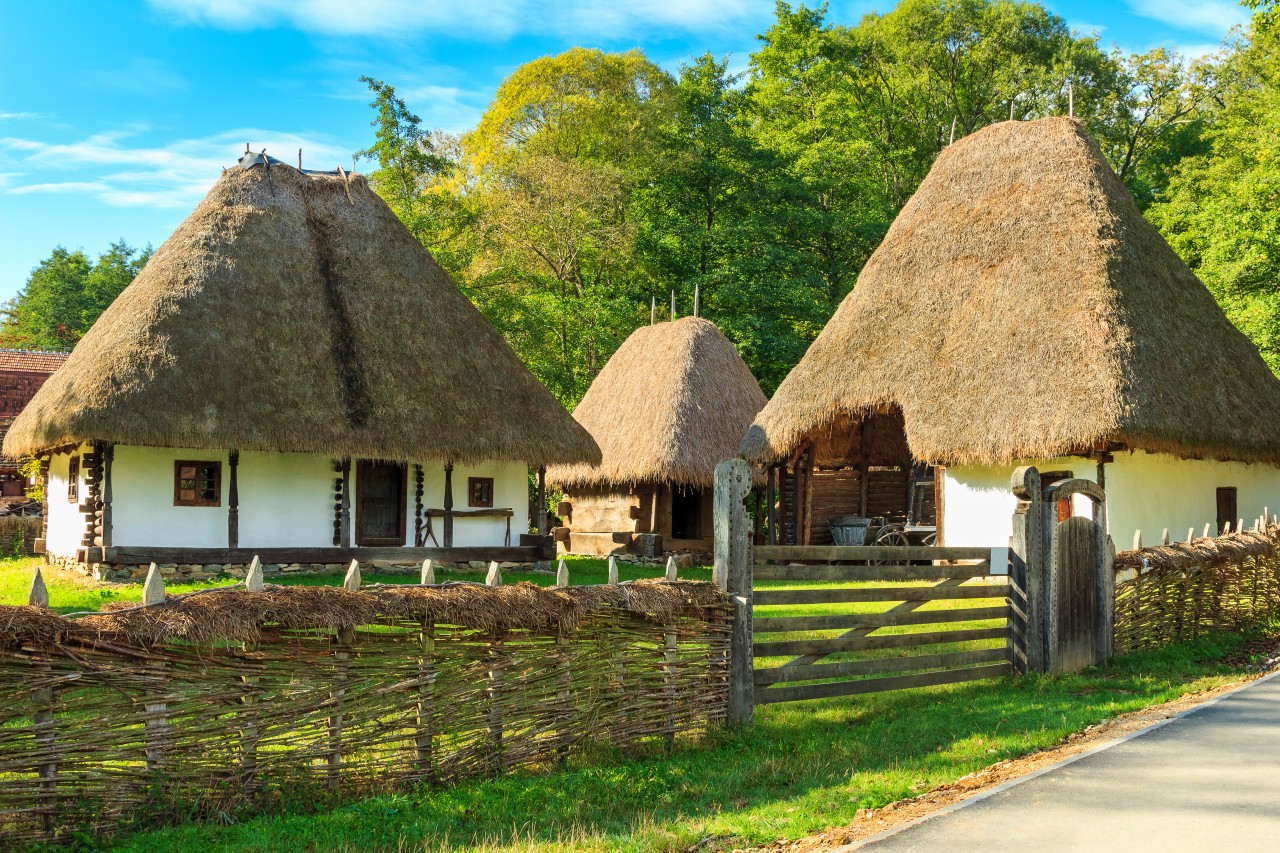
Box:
[753,584,1006,606]
[754,544,990,561]
[227,449,239,549]
[443,463,454,548]
[754,648,1008,686]
[753,563,991,582]
[754,605,1009,634]
[755,663,1010,704]
[754,626,1008,658]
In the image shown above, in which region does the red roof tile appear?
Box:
[0,349,70,373]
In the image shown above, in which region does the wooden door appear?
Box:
[1050,515,1099,673]
[356,461,406,546]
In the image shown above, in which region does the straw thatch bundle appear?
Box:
[3,159,599,467]
[548,317,766,488]
[68,578,725,645]
[742,117,1280,467]
[1114,528,1277,573]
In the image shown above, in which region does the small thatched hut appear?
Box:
[4,152,599,579]
[548,317,766,557]
[742,117,1280,548]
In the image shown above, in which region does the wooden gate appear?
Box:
[715,459,1016,724]
[751,544,1014,706]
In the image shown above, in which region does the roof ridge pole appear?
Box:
[694,282,700,318]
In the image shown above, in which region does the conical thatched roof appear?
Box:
[742,117,1280,467]
[4,159,600,467]
[548,317,766,489]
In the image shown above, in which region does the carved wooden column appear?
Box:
[227,450,239,549]
[443,463,454,548]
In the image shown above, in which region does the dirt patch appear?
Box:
[756,652,1280,852]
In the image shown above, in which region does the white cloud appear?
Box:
[1067,20,1107,38]
[87,58,189,97]
[0,112,45,121]
[1125,1,1249,35]
[1,128,352,208]
[150,0,759,39]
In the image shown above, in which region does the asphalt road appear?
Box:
[854,671,1280,852]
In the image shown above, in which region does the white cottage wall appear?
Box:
[416,461,531,546]
[942,451,1280,548]
[237,452,336,548]
[44,444,91,558]
[111,446,229,547]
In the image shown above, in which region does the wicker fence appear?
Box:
[0,577,730,845]
[1113,526,1280,653]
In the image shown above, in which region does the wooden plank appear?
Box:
[755,626,1008,658]
[754,585,1007,606]
[754,605,1009,634]
[754,648,1009,685]
[754,544,990,562]
[754,563,990,582]
[755,663,1011,704]
[102,545,554,564]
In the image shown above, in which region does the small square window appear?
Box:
[468,477,494,508]
[67,456,80,504]
[174,460,222,507]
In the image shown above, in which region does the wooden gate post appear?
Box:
[714,458,753,727]
[1010,466,1047,672]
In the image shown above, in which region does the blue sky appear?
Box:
[0,0,1253,302]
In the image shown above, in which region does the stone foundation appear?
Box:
[615,551,709,569]
[46,553,545,584]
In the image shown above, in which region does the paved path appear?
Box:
[855,672,1280,852]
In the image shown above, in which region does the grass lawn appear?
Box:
[101,629,1268,852]
[0,555,708,613]
[5,557,1269,851]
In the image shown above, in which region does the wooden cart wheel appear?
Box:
[872,526,909,565]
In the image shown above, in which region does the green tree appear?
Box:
[1148,15,1280,372]
[1,240,149,350]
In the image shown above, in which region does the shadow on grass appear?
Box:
[106,629,1263,853]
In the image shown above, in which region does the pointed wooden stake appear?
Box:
[650,295,656,325]
[343,559,361,591]
[1204,523,1212,538]
[693,282,700,318]
[556,558,569,588]
[1238,518,1244,536]
[1132,530,1142,550]
[1186,528,1195,544]
[28,567,48,609]
[607,555,619,585]
[143,562,166,605]
[670,290,676,320]
[245,555,264,592]
[486,561,502,587]
[1161,528,1169,546]
[665,555,678,582]
[421,558,436,585]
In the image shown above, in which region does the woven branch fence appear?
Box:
[1113,526,1280,653]
[0,579,731,845]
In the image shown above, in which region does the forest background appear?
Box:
[6,0,1280,407]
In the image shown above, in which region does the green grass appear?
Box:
[100,628,1269,852]
[8,557,1270,851]
[0,556,710,614]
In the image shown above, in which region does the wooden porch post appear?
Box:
[227,450,239,549]
[536,465,548,536]
[339,459,351,549]
[766,465,777,546]
[101,443,113,548]
[443,463,454,548]
[858,420,871,517]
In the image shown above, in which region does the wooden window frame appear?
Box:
[67,455,80,504]
[174,460,222,507]
[355,460,407,547]
[468,476,495,508]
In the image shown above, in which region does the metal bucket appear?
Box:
[828,515,871,546]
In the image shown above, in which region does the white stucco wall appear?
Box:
[44,443,92,558]
[942,451,1280,549]
[51,445,531,553]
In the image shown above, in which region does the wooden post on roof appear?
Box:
[228,450,239,549]
[443,463,455,548]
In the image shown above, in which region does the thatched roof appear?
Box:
[3,159,599,467]
[742,117,1280,467]
[548,317,766,489]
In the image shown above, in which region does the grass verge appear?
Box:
[99,626,1272,853]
